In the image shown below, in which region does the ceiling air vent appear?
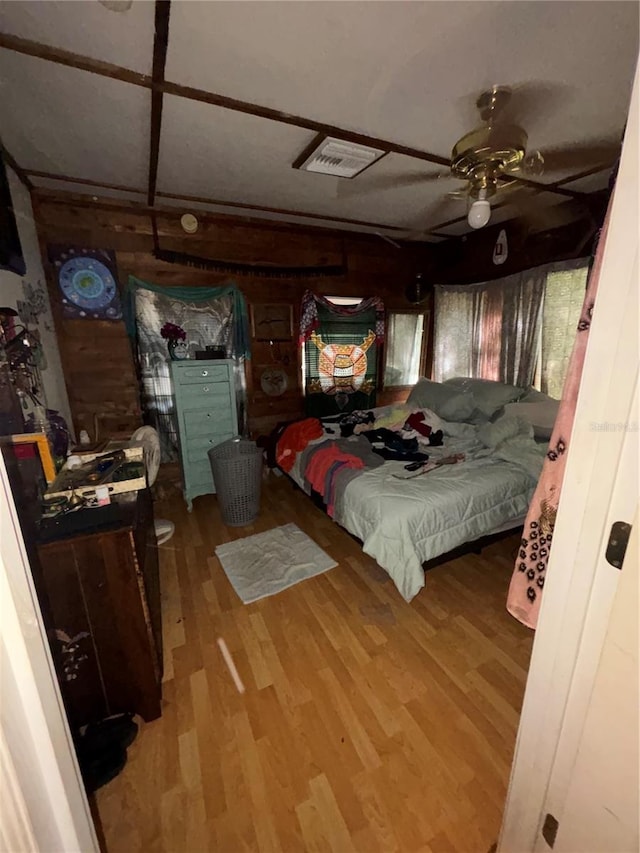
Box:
[293,135,386,178]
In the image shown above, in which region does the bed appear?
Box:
[277,378,552,601]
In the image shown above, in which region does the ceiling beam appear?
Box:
[552,162,613,189]
[30,186,433,245]
[156,79,452,169]
[24,168,411,233]
[148,0,171,207]
[0,140,33,191]
[155,190,411,232]
[0,32,151,88]
[25,169,145,195]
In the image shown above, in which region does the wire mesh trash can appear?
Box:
[208,437,263,526]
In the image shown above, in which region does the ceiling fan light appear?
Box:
[468,199,491,229]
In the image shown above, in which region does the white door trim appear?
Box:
[499,63,639,852]
[0,454,98,852]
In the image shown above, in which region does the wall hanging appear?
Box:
[300,290,384,417]
[151,217,346,279]
[48,245,122,320]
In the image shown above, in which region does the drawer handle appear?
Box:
[203,386,209,392]
[201,370,208,377]
[207,413,211,418]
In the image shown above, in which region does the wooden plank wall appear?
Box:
[33,190,434,439]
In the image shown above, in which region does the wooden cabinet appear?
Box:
[36,489,162,729]
[171,359,238,510]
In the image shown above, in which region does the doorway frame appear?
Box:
[0,453,99,852]
[499,64,639,852]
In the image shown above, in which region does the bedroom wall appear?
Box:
[32,190,432,438]
[0,170,72,432]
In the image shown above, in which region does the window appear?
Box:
[538,266,589,398]
[433,262,589,395]
[384,312,428,386]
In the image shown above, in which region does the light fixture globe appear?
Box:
[468,199,491,229]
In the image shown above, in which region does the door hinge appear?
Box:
[605,521,632,569]
[542,812,559,848]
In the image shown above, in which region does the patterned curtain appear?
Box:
[300,291,384,419]
[125,277,250,462]
[506,211,610,628]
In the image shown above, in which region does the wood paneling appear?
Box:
[34,190,432,438]
[433,194,609,285]
[95,476,533,852]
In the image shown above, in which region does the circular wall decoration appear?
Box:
[260,368,288,397]
[49,246,123,320]
[180,213,199,234]
[58,257,119,315]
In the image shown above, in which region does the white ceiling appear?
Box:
[0,0,155,73]
[0,1,637,239]
[0,49,149,188]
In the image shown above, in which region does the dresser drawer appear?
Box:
[185,462,215,490]
[173,363,230,384]
[180,382,232,409]
[183,408,233,438]
[186,432,235,463]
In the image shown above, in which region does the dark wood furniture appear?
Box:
[36,489,162,729]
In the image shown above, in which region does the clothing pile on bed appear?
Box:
[275,404,447,516]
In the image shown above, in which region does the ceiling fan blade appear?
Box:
[494,178,527,197]
[535,139,621,175]
[446,186,469,201]
[337,169,450,199]
[501,188,592,233]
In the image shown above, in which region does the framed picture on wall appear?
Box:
[250,303,293,342]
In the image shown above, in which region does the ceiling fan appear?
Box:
[343,85,620,231]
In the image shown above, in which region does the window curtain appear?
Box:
[434,259,588,389]
[507,209,609,629]
[299,290,384,418]
[540,266,589,398]
[384,313,425,386]
[124,277,250,462]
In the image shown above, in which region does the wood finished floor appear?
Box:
[96,475,533,853]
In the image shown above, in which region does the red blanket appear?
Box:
[276,418,323,472]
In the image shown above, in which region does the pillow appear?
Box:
[503,399,560,440]
[406,378,476,422]
[444,377,526,419]
[478,415,534,449]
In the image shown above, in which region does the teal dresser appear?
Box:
[170,360,238,511]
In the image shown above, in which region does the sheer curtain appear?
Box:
[540,265,589,397]
[433,282,522,381]
[434,260,587,390]
[384,313,424,385]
